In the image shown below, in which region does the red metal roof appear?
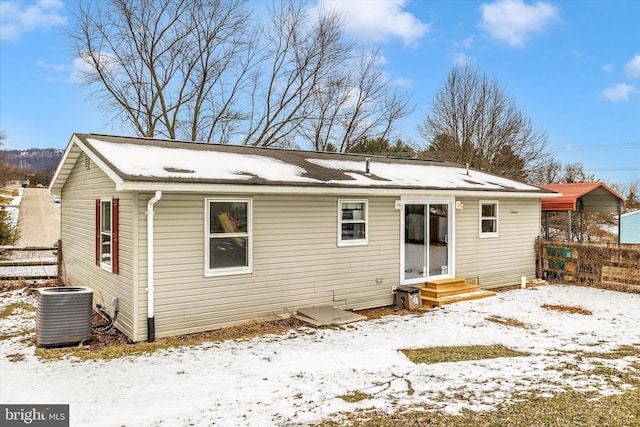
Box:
[539,182,624,211]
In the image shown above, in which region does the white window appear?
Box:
[100,199,112,269]
[479,201,499,238]
[338,200,368,246]
[205,199,252,276]
[96,198,119,274]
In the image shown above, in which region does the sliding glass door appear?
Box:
[403,201,452,283]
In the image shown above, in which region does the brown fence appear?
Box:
[0,240,61,281]
[536,237,640,293]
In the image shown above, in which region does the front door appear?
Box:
[403,201,452,284]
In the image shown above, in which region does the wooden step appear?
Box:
[414,277,496,308]
[421,290,497,308]
[423,278,467,291]
[426,277,466,286]
[426,277,466,285]
[419,283,482,298]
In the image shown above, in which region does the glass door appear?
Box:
[403,201,451,283]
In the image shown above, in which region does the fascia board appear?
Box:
[119,181,554,199]
[48,135,83,195]
[49,134,126,194]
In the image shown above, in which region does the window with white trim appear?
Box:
[205,199,251,275]
[479,201,498,237]
[96,198,119,273]
[338,200,368,246]
[100,200,112,267]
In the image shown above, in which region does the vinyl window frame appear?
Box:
[96,198,119,274]
[204,198,252,277]
[479,200,499,238]
[338,199,368,247]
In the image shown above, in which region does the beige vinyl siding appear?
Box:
[60,154,136,339]
[136,193,400,339]
[455,197,541,289]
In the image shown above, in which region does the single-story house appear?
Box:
[49,133,557,342]
[621,210,640,244]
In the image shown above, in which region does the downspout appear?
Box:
[618,200,623,248]
[146,191,162,342]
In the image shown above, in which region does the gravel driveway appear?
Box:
[16,188,60,247]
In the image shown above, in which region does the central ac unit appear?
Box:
[36,286,93,347]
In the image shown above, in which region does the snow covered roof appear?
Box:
[50,133,555,197]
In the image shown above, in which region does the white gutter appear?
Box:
[119,182,559,199]
[146,190,162,342]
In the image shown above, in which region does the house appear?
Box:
[49,133,556,342]
[621,210,640,244]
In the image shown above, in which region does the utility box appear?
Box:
[36,286,93,347]
[395,286,421,310]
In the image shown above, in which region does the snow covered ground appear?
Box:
[1,285,639,426]
[1,187,22,229]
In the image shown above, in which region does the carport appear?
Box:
[539,183,625,244]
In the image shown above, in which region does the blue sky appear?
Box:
[1,0,639,185]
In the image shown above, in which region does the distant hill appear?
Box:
[1,148,63,172]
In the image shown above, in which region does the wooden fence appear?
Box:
[0,240,61,281]
[536,237,640,292]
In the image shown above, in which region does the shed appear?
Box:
[539,183,625,242]
[49,133,557,342]
[620,210,640,244]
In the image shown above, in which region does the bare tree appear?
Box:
[626,181,640,210]
[69,0,257,142]
[419,64,551,182]
[241,1,353,147]
[528,158,563,185]
[613,180,640,211]
[69,0,413,149]
[529,160,598,185]
[302,47,413,152]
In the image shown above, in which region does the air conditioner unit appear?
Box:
[36,286,93,348]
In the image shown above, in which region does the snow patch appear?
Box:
[2,285,639,426]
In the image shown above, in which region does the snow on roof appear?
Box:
[54,134,550,194]
[87,138,319,184]
[306,158,538,190]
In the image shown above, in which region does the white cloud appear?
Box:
[453,36,475,50]
[479,0,559,47]
[453,52,473,66]
[603,64,613,73]
[315,0,430,46]
[36,60,66,73]
[68,52,120,83]
[0,0,67,41]
[392,77,413,88]
[68,56,94,83]
[601,83,634,102]
[624,54,640,79]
